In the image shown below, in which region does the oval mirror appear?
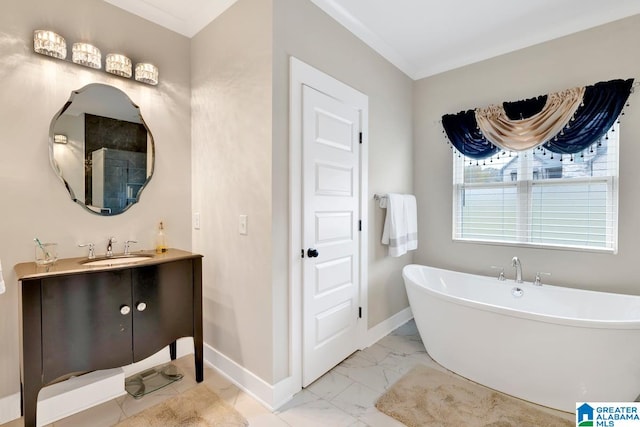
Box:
[49,84,154,215]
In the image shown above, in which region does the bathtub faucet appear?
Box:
[512,257,523,283]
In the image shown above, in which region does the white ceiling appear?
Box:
[104,0,640,80]
[103,0,238,38]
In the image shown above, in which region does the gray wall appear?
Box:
[414,15,640,294]
[191,0,275,382]
[0,0,191,404]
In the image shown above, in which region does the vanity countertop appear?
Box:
[14,248,202,280]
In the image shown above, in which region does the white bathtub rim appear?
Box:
[403,264,640,330]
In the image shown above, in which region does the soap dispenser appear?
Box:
[155,221,168,253]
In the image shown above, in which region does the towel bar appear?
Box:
[374,194,388,208]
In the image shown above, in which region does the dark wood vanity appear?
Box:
[15,249,203,427]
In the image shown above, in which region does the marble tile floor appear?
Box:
[1,320,572,426]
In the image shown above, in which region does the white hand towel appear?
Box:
[404,194,418,251]
[0,258,5,294]
[381,193,409,257]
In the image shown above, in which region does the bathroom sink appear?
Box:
[81,254,154,267]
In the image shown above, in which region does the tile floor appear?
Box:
[1,320,572,426]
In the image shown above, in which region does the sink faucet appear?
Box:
[512,256,522,283]
[78,243,95,259]
[124,240,137,255]
[534,271,551,286]
[106,237,117,257]
[491,266,505,281]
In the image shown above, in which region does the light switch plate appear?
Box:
[194,212,200,230]
[239,215,248,235]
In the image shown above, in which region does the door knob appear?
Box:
[120,305,131,315]
[307,248,319,258]
[136,302,147,312]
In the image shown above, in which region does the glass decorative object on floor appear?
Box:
[135,63,159,86]
[33,30,66,59]
[106,53,132,78]
[125,364,183,399]
[72,43,101,69]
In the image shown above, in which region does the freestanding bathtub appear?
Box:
[402,264,640,412]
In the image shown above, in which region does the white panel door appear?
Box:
[302,85,361,387]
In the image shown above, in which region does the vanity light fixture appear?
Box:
[32,29,159,86]
[33,30,66,59]
[54,134,68,144]
[72,43,101,69]
[105,53,132,78]
[134,63,158,86]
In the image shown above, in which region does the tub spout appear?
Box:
[512,257,522,283]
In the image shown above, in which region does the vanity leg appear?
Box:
[195,335,203,382]
[169,341,177,360]
[193,257,204,382]
[22,383,41,427]
[21,280,44,427]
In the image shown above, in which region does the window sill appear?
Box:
[452,237,617,255]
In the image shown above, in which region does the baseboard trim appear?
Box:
[202,344,301,411]
[38,368,125,427]
[364,306,413,348]
[0,376,126,427]
[0,392,21,424]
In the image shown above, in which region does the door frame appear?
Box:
[289,57,369,390]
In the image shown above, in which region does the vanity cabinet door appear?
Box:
[132,260,194,362]
[41,270,133,384]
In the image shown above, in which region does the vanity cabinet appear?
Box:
[131,261,195,361]
[41,269,133,382]
[16,250,203,427]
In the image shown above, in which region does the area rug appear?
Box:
[375,365,572,427]
[116,384,248,427]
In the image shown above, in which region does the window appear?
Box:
[452,125,618,252]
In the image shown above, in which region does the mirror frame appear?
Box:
[49,83,155,215]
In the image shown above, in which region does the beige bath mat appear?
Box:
[376,365,572,427]
[116,383,248,427]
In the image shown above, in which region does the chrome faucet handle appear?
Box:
[124,240,137,255]
[106,237,117,257]
[78,243,96,259]
[534,272,551,286]
[490,266,505,281]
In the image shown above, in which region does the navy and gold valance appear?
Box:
[442,79,634,159]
